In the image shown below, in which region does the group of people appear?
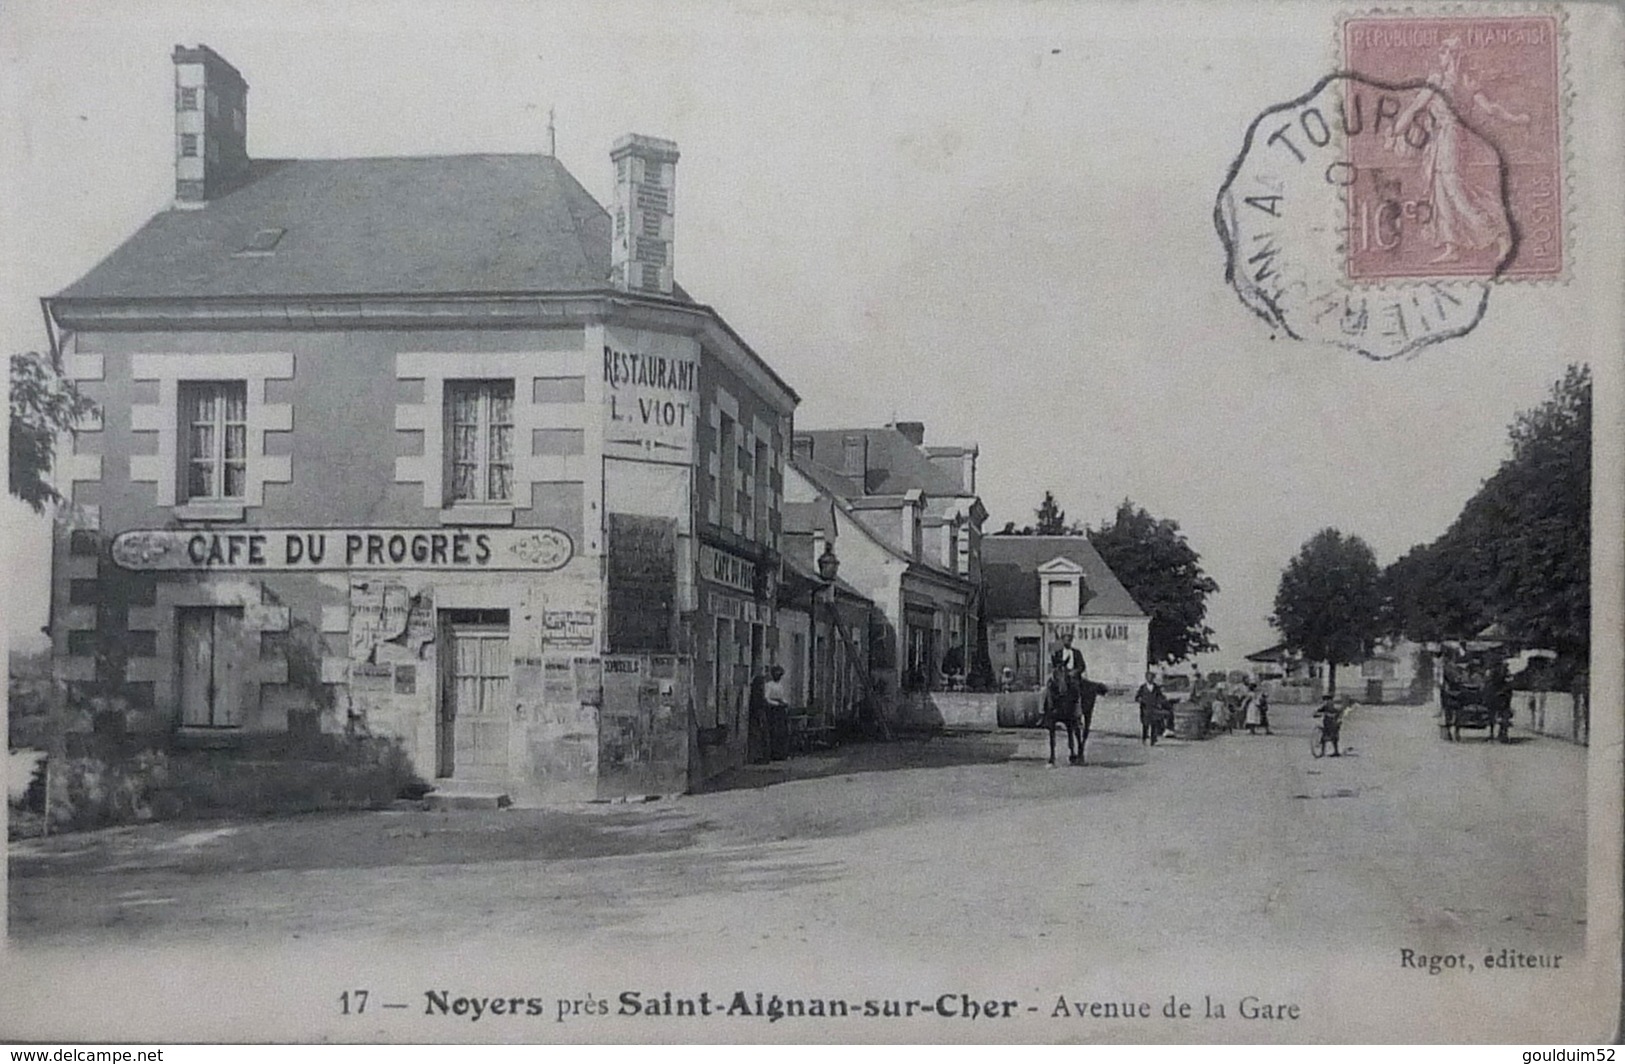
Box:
[1130,672,1273,743]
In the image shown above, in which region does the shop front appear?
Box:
[692,539,777,778]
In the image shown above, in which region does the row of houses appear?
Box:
[41,45,1151,803]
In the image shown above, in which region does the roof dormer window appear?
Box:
[234,227,285,257]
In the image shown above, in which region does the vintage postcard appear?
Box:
[2,0,1620,1045]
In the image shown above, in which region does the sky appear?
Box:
[1,0,1612,666]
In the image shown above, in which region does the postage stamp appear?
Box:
[1215,72,1504,360]
[1342,13,1565,281]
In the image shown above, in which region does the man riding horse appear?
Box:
[1042,650,1109,766]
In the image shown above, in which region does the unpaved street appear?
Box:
[10,697,1584,952]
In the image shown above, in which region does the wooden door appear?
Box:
[440,616,511,781]
[1015,637,1041,689]
[177,607,243,728]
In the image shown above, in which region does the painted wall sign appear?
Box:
[1049,622,1132,641]
[707,590,773,625]
[110,527,574,572]
[699,543,756,593]
[602,329,698,462]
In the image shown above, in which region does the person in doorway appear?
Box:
[941,640,967,691]
[764,665,791,760]
[1135,671,1165,745]
[748,671,771,764]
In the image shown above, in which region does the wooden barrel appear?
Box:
[1173,702,1206,740]
[996,690,1044,728]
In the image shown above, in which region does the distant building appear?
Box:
[784,422,985,716]
[982,535,1148,690]
[775,496,878,732]
[42,45,799,802]
[1245,637,1432,703]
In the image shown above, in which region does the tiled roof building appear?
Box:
[45,44,797,802]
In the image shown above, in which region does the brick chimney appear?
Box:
[926,444,979,494]
[840,434,868,483]
[891,420,926,447]
[792,435,814,464]
[172,45,249,208]
[610,134,680,296]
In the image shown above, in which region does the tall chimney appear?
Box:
[610,134,680,296]
[172,45,249,208]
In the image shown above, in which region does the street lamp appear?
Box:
[816,542,840,584]
[812,544,839,723]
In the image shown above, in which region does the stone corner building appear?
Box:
[43,45,798,802]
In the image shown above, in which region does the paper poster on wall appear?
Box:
[350,581,412,663]
[543,658,575,703]
[543,610,597,647]
[573,657,603,706]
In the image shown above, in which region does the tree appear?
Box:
[1087,499,1220,665]
[10,349,97,513]
[1478,363,1590,656]
[997,491,1084,536]
[1272,528,1383,695]
[1034,490,1074,535]
[1379,364,1590,659]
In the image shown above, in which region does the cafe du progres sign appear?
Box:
[110,527,574,572]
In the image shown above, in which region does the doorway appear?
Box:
[437,609,511,781]
[1014,636,1042,689]
[177,606,245,728]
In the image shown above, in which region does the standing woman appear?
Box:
[1242,682,1263,735]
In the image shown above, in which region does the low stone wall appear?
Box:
[1516,690,1589,745]
[895,691,1001,731]
[1262,681,1319,705]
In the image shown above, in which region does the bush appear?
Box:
[29,736,423,834]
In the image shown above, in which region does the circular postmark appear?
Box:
[1215,72,1517,361]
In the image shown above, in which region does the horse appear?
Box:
[1041,667,1083,766]
[1043,669,1109,766]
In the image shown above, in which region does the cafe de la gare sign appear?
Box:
[110,527,575,572]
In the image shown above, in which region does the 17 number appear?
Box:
[340,990,370,1015]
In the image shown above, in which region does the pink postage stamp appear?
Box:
[1343,13,1564,281]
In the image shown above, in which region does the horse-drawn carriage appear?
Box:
[1439,651,1513,742]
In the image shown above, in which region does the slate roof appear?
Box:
[797,427,966,497]
[782,500,835,537]
[790,454,866,501]
[981,535,1145,619]
[55,154,686,301]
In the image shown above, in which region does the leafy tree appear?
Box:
[1380,364,1590,659]
[10,349,97,513]
[1087,499,1219,665]
[1272,528,1383,695]
[1479,364,1590,655]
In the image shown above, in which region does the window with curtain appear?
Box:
[180,380,248,501]
[447,380,514,504]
